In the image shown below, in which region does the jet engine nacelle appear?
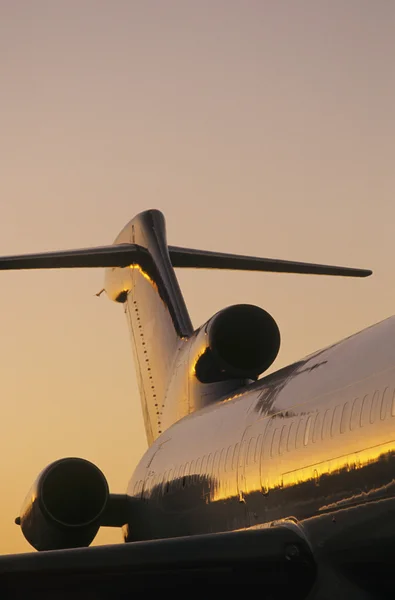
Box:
[192,303,281,383]
[18,457,109,551]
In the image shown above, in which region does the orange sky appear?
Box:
[0,1,394,554]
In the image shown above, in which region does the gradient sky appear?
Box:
[0,1,394,554]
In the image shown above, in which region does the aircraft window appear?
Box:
[360,394,371,427]
[312,412,322,443]
[255,435,263,462]
[295,419,305,449]
[201,455,207,478]
[380,388,389,420]
[142,482,148,500]
[219,449,225,475]
[225,446,232,472]
[340,402,350,434]
[260,419,272,458]
[166,470,173,494]
[279,425,287,454]
[287,421,297,451]
[247,437,256,465]
[321,409,331,440]
[181,472,187,489]
[261,475,269,496]
[370,390,380,424]
[271,428,281,457]
[304,416,312,446]
[190,460,195,483]
[350,398,361,430]
[160,474,166,494]
[212,452,220,478]
[262,430,271,460]
[331,405,341,437]
[207,454,213,476]
[232,444,240,471]
[269,429,276,457]
[239,441,248,469]
[195,457,201,478]
[146,475,152,493]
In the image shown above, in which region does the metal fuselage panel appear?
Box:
[125,316,395,542]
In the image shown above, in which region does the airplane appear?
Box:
[0,208,393,598]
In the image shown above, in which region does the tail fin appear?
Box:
[0,209,372,445]
[105,210,193,445]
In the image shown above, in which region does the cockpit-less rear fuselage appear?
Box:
[126,318,395,543]
[2,209,394,598]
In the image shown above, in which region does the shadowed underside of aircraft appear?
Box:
[2,209,395,599]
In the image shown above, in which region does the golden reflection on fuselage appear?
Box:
[189,344,207,377]
[124,312,395,544]
[221,391,249,404]
[209,439,395,510]
[183,378,395,511]
[105,261,160,303]
[128,263,158,292]
[281,440,395,491]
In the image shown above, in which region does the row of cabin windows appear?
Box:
[143,442,242,495]
[136,386,395,496]
[142,431,268,495]
[268,386,394,458]
[161,436,262,491]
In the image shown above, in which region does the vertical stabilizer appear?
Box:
[105,210,193,445]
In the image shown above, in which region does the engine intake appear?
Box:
[194,304,280,383]
[18,457,109,551]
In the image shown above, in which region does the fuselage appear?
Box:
[125,316,395,542]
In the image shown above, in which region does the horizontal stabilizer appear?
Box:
[168,246,372,277]
[0,245,140,270]
[0,243,372,277]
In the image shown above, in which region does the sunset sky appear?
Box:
[0,1,394,553]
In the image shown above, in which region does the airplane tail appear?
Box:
[104,210,193,444]
[0,209,371,446]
